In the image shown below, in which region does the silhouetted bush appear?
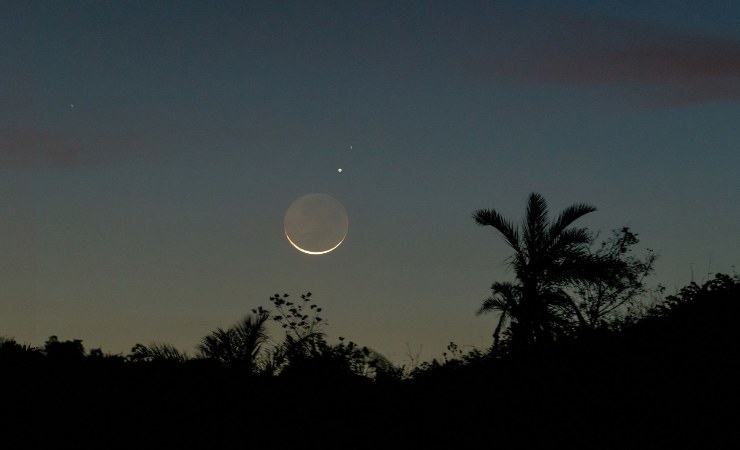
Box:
[0,336,43,368]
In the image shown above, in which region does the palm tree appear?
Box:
[475,282,521,350]
[197,309,270,373]
[473,192,605,349]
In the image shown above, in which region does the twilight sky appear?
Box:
[2,0,739,364]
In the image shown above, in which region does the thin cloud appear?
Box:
[472,14,740,105]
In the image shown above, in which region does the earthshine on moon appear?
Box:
[284,193,349,255]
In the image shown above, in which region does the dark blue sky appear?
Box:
[2,0,739,363]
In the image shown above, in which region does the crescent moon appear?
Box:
[283,193,349,255]
[285,232,346,255]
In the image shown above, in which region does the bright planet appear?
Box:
[284,193,349,255]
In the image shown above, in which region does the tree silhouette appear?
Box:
[43,335,86,364]
[473,192,618,350]
[0,337,42,366]
[573,227,657,331]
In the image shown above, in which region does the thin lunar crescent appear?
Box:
[285,233,346,255]
[284,193,349,255]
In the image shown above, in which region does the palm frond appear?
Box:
[549,227,592,253]
[477,282,521,315]
[478,282,522,348]
[148,342,188,363]
[232,310,270,359]
[198,311,272,372]
[197,327,237,364]
[523,193,549,256]
[544,289,587,329]
[472,209,521,252]
[549,203,596,238]
[477,296,507,316]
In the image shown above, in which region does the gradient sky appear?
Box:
[2,0,739,364]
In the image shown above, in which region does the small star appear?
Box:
[70,104,75,109]
[337,168,342,173]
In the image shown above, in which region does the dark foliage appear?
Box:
[196,307,269,373]
[2,277,738,448]
[406,273,740,447]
